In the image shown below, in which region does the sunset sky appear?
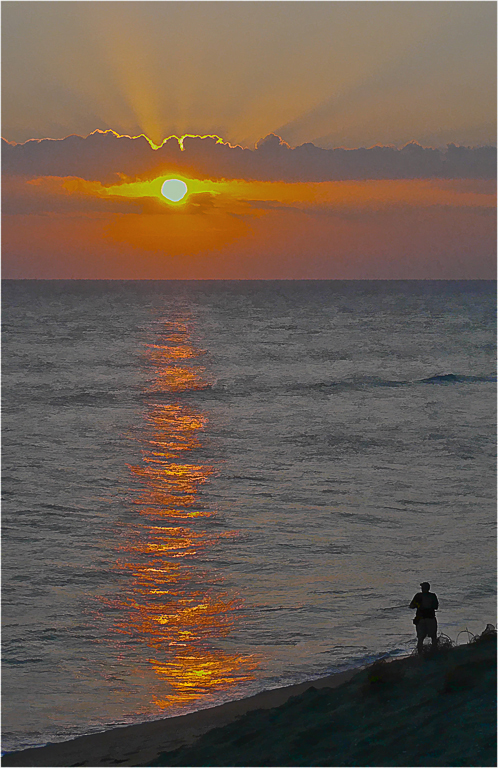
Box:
[2,1,496,279]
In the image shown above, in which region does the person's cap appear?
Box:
[420,582,430,589]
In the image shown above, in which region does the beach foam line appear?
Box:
[1,665,361,767]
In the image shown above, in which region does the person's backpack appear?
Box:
[419,593,436,619]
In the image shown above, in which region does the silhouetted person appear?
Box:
[410,582,439,654]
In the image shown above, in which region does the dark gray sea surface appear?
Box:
[2,280,496,752]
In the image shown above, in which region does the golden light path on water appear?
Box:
[114,319,257,710]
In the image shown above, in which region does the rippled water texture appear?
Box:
[2,280,496,752]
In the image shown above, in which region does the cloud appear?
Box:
[1,175,139,215]
[1,174,223,217]
[2,130,496,183]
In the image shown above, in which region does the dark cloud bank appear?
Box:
[2,130,496,183]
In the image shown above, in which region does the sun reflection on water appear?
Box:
[114,317,257,709]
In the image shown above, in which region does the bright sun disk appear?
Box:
[161,179,188,202]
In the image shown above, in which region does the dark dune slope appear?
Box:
[150,634,496,767]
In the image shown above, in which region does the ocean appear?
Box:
[2,280,496,753]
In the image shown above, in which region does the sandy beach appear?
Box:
[3,632,496,768]
[1,666,358,767]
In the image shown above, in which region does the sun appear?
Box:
[161,179,188,202]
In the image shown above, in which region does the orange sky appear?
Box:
[3,168,495,279]
[2,2,496,279]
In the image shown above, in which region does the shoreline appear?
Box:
[1,664,362,767]
[3,636,495,768]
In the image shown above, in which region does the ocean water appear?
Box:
[2,280,496,753]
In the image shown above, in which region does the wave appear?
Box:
[419,373,496,384]
[48,391,130,406]
[304,373,496,389]
[203,373,496,399]
[3,657,45,666]
[29,373,494,409]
